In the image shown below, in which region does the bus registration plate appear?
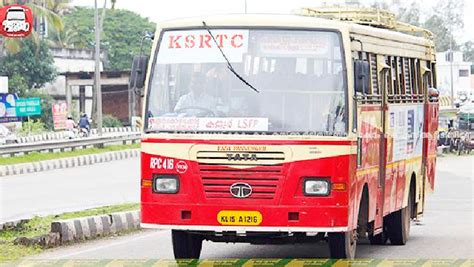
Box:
[217,210,262,226]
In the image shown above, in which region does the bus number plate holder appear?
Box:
[217,210,262,226]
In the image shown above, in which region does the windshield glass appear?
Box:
[146,29,347,135]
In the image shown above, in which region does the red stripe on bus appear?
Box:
[360,105,382,112]
[141,138,355,146]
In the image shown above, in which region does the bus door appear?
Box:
[420,61,438,216]
[373,55,390,234]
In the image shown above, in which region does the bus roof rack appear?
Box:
[296,6,433,40]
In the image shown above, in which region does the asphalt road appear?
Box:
[0,158,139,223]
[31,155,473,259]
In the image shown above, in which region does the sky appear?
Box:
[72,0,474,44]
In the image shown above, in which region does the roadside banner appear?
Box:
[52,102,68,130]
[0,93,20,123]
[15,97,41,117]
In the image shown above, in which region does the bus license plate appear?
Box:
[217,210,262,226]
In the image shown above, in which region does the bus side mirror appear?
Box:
[130,55,149,89]
[354,60,370,95]
[428,87,439,102]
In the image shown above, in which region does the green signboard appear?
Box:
[15,97,41,116]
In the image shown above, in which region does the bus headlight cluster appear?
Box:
[303,178,330,196]
[153,175,179,194]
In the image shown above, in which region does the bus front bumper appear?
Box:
[141,203,349,233]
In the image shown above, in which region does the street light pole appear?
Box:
[449,20,454,108]
[94,0,103,136]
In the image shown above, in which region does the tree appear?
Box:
[0,38,57,90]
[62,7,155,71]
[424,14,454,52]
[423,0,464,52]
[397,2,421,27]
[48,0,73,14]
[370,1,389,10]
[47,27,87,48]
[461,41,474,63]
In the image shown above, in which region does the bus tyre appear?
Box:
[328,230,356,259]
[172,230,203,259]
[386,187,413,245]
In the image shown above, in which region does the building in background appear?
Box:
[45,48,102,119]
[44,48,137,125]
[436,51,473,101]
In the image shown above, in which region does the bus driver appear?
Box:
[174,73,218,115]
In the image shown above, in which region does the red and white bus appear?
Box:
[139,8,439,259]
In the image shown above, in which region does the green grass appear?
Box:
[0,143,140,166]
[0,203,140,262]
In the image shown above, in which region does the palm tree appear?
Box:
[47,26,88,48]
[48,0,73,15]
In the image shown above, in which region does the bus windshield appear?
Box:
[146,29,347,135]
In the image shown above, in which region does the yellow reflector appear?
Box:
[332,183,347,191]
[142,180,152,187]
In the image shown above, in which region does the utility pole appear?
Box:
[449,25,454,108]
[244,0,247,13]
[94,0,103,135]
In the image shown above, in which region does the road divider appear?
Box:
[13,210,140,248]
[0,149,139,177]
[0,219,29,231]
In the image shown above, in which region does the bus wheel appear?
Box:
[172,230,203,259]
[328,230,357,259]
[386,187,413,245]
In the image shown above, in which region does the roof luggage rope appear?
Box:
[296,6,434,40]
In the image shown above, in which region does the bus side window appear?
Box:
[397,57,405,101]
[409,59,417,97]
[426,61,433,88]
[392,57,399,97]
[402,58,411,99]
[430,62,437,89]
[386,56,393,98]
[416,59,422,96]
[369,53,378,96]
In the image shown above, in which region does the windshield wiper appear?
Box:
[202,21,259,93]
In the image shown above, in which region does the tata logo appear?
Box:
[226,153,257,161]
[230,183,252,198]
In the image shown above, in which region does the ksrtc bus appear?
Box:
[138,8,439,259]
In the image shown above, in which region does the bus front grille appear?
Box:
[198,163,284,200]
[195,150,286,200]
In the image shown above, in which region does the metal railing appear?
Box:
[15,127,139,144]
[0,133,141,157]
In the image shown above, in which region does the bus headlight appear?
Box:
[153,175,179,194]
[304,179,330,196]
